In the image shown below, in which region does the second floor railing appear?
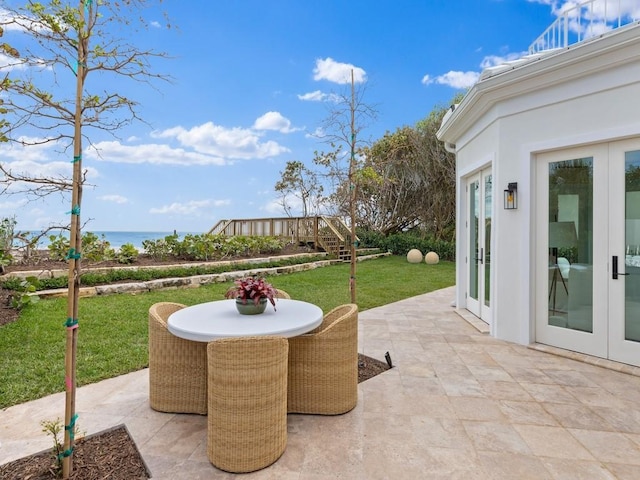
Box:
[529,0,639,54]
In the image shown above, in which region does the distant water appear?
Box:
[21,231,202,250]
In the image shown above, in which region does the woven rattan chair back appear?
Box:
[207,336,288,473]
[287,303,358,415]
[148,302,207,414]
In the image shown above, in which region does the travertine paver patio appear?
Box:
[2,285,640,478]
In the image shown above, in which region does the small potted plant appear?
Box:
[224,275,278,314]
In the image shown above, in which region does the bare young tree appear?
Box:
[0,2,171,477]
[0,0,171,197]
[316,71,377,303]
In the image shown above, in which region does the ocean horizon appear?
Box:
[19,231,204,250]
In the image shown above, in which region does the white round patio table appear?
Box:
[167,298,323,342]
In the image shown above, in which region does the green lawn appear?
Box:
[0,255,454,408]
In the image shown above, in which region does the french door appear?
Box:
[467,167,492,322]
[535,139,640,366]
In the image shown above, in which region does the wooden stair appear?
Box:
[208,216,359,261]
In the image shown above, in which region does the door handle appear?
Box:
[612,255,630,279]
[479,248,483,265]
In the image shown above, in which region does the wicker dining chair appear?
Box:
[148,302,208,414]
[287,303,359,415]
[207,336,288,473]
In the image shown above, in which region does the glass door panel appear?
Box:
[536,145,607,359]
[484,174,492,309]
[610,140,640,366]
[466,167,492,322]
[624,150,640,342]
[469,179,480,304]
[548,157,593,332]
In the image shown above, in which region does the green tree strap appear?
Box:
[67,205,80,216]
[66,248,81,260]
[57,447,74,460]
[64,413,79,440]
[64,318,78,328]
[72,155,81,163]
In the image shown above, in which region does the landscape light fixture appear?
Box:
[504,182,518,210]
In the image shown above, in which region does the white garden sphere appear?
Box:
[425,251,440,265]
[406,249,423,264]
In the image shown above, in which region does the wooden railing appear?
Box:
[208,216,358,260]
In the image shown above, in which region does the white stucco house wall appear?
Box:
[437,8,640,367]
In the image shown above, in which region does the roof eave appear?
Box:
[437,22,640,145]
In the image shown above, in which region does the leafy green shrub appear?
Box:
[40,418,64,476]
[356,229,455,261]
[181,233,219,261]
[48,231,116,262]
[81,232,114,262]
[47,234,70,261]
[116,243,139,264]
[0,251,11,273]
[142,234,178,260]
[0,217,16,265]
[9,276,40,310]
[141,233,285,262]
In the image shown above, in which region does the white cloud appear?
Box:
[87,140,228,166]
[98,194,129,204]
[297,90,341,102]
[0,140,102,200]
[313,57,367,85]
[423,52,524,90]
[0,198,27,210]
[0,140,101,187]
[480,53,523,69]
[150,199,230,215]
[87,119,293,166]
[423,71,480,89]
[0,8,33,32]
[253,112,300,133]
[261,198,288,215]
[533,0,640,19]
[0,52,28,71]
[305,127,325,139]
[150,21,161,28]
[0,136,58,161]
[152,121,290,159]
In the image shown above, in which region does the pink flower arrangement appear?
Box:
[224,276,278,310]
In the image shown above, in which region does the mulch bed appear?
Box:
[358,352,392,383]
[0,425,149,480]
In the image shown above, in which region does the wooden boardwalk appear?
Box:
[208,216,358,260]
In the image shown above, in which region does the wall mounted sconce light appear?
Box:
[504,182,517,210]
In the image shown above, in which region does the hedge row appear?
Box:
[357,230,455,261]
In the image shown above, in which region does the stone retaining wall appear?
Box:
[32,252,390,299]
[1,252,331,281]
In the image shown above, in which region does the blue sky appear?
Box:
[0,1,625,233]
